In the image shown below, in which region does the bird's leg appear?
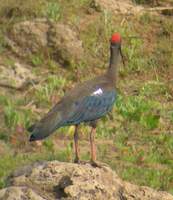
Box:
[90,127,96,162]
[74,125,80,163]
[89,124,101,167]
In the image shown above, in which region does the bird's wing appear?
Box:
[64,89,116,125]
[29,75,115,141]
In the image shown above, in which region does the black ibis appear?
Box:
[28,33,123,166]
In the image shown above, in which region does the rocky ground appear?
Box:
[0,161,173,200]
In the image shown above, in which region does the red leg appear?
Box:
[89,127,97,163]
[74,125,80,163]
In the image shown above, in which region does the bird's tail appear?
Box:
[28,103,63,141]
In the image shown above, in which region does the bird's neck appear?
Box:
[107,46,120,84]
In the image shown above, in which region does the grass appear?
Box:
[115,94,161,130]
[35,75,66,105]
[30,54,44,67]
[0,0,173,195]
[45,2,61,21]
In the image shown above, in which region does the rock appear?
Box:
[48,23,83,66]
[0,62,35,89]
[5,19,84,67]
[91,0,173,16]
[5,19,49,57]
[0,161,173,200]
[91,0,144,15]
[0,186,46,200]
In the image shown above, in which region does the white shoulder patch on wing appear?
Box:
[91,88,103,96]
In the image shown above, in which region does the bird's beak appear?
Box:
[120,47,125,67]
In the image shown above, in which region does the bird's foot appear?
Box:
[74,158,108,168]
[74,157,80,164]
[74,158,87,165]
[90,160,102,168]
[90,160,109,168]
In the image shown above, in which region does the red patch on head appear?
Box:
[111,33,121,43]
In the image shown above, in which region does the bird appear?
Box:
[28,33,123,167]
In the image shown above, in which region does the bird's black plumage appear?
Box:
[28,76,116,141]
[28,34,121,143]
[64,90,116,125]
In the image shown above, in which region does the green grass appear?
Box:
[0,0,46,23]
[30,54,44,67]
[35,75,66,105]
[45,2,61,21]
[115,95,161,130]
[3,99,32,130]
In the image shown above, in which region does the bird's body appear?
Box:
[29,33,122,166]
[29,74,116,140]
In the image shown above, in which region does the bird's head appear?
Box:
[110,33,121,46]
[110,33,125,66]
